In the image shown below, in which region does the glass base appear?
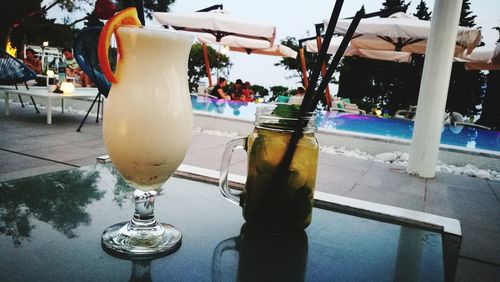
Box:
[101,221,182,258]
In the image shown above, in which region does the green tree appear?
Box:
[459,0,476,28]
[413,0,431,20]
[249,84,269,98]
[0,169,104,246]
[337,0,414,113]
[493,27,500,43]
[446,0,485,117]
[1,1,95,50]
[270,85,289,96]
[380,0,407,17]
[338,0,486,118]
[188,43,231,92]
[81,0,176,29]
[44,0,92,13]
[10,15,78,53]
[446,64,485,116]
[2,1,178,52]
[476,27,500,129]
[116,0,175,19]
[338,57,420,113]
[476,71,500,130]
[268,85,290,102]
[274,37,314,85]
[84,12,104,28]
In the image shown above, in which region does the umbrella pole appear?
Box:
[202,43,213,87]
[298,47,309,88]
[315,30,332,109]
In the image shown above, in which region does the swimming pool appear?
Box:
[191,96,500,153]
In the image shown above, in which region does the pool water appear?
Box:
[191,96,500,153]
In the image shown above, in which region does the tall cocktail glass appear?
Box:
[100,25,193,257]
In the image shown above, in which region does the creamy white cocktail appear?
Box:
[103,26,193,192]
[98,8,194,257]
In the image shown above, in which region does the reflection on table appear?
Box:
[0,164,445,281]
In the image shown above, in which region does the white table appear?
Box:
[4,88,101,124]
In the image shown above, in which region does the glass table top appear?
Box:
[0,164,444,281]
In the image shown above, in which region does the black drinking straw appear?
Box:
[306,6,410,112]
[267,0,347,195]
[269,4,365,197]
[300,0,345,116]
[307,8,365,113]
[135,0,146,26]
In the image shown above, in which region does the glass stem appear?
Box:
[130,260,152,282]
[131,189,158,227]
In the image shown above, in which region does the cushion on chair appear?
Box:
[73,27,112,97]
[0,48,37,85]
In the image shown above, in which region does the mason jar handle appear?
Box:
[219,137,247,205]
[211,237,238,281]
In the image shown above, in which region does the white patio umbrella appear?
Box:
[153,10,276,44]
[329,12,482,56]
[153,9,276,86]
[229,44,297,58]
[455,42,500,70]
[304,37,412,63]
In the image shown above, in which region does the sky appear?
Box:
[47,0,500,88]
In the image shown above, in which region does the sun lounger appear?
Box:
[445,112,491,131]
[394,107,491,131]
[394,105,417,120]
[331,96,366,114]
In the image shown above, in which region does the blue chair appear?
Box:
[0,47,40,113]
[73,27,112,132]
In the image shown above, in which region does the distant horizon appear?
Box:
[47,0,499,89]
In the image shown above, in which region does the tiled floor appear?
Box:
[1,101,499,280]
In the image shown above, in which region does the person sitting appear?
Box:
[210,77,231,100]
[22,48,42,74]
[288,87,306,105]
[294,86,306,96]
[230,79,243,100]
[62,48,91,87]
[241,81,254,102]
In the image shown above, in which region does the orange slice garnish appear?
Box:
[98,7,141,84]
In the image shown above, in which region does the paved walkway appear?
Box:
[1,101,499,281]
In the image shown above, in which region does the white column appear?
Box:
[407,0,462,178]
